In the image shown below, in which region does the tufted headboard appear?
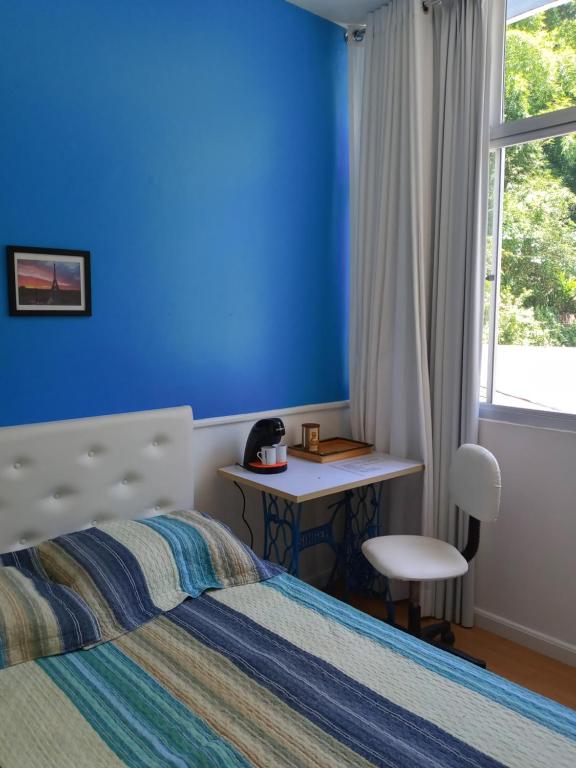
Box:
[0,406,194,553]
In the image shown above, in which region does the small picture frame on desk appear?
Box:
[6,245,92,316]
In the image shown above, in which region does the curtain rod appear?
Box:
[422,0,443,11]
[345,0,443,40]
[345,28,366,43]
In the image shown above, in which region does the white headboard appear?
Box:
[0,406,194,553]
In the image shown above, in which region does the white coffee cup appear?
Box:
[275,444,287,463]
[257,446,277,465]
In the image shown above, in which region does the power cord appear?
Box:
[233,478,254,550]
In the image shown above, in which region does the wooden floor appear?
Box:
[332,589,576,710]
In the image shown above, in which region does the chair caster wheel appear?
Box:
[442,631,455,645]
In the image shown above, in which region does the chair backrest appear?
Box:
[449,444,501,522]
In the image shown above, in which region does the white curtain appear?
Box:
[349,0,491,624]
[348,0,435,609]
[429,0,491,626]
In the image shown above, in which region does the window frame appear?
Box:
[481,0,576,429]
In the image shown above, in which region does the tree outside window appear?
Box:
[483,1,576,416]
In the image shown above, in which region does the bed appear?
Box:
[0,407,574,768]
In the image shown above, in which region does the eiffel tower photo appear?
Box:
[47,262,62,305]
[9,247,90,316]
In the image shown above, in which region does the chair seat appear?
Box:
[361,535,469,581]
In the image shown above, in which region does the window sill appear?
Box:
[479,403,576,433]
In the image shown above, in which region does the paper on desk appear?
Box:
[328,455,396,476]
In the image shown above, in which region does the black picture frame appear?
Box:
[6,245,92,317]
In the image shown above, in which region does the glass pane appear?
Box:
[493,133,576,413]
[505,1,576,122]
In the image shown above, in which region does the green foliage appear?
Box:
[505,3,576,122]
[498,2,576,347]
[498,287,554,345]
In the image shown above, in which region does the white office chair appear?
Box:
[362,444,501,667]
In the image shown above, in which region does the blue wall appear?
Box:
[0,0,348,426]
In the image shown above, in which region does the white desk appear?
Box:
[219,453,423,578]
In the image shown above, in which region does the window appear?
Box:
[482,0,576,424]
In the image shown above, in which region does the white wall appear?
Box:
[477,418,576,665]
[192,401,350,585]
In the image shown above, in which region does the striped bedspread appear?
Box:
[0,573,574,768]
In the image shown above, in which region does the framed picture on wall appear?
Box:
[6,246,92,316]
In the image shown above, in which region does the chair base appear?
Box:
[387,596,487,669]
[431,640,487,669]
[421,620,455,646]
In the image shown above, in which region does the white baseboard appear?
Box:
[475,608,576,668]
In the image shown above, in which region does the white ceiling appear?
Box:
[285,0,382,26]
[285,0,571,26]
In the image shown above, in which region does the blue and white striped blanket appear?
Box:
[0,572,574,767]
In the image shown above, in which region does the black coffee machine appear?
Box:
[243,418,287,474]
